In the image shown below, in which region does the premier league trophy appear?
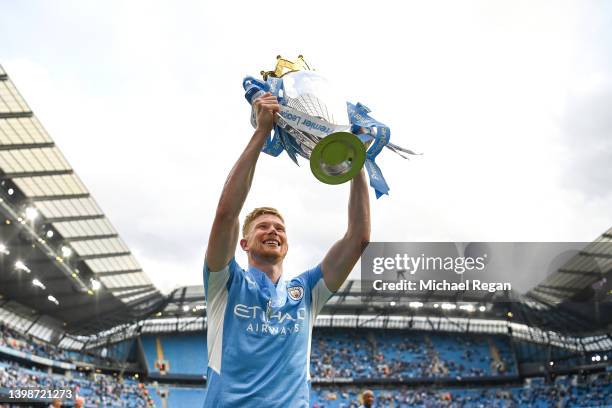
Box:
[243,55,417,198]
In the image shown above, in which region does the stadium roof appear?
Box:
[527,227,612,306]
[523,227,612,335]
[0,65,164,335]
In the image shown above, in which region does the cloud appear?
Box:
[559,80,612,198]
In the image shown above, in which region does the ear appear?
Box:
[239,238,248,251]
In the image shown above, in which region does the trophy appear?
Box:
[243,55,416,198]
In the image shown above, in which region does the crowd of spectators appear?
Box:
[0,323,69,362]
[311,330,376,379]
[0,360,152,407]
[0,323,115,367]
[0,323,609,407]
[311,373,612,407]
[310,329,517,381]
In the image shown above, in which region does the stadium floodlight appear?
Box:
[0,243,9,255]
[595,355,601,362]
[15,261,31,273]
[25,207,39,221]
[478,305,486,312]
[441,303,456,310]
[47,295,59,305]
[389,301,396,307]
[46,230,54,238]
[32,279,46,290]
[7,188,14,195]
[459,304,475,312]
[90,279,101,291]
[507,312,513,318]
[549,361,554,366]
[433,303,439,308]
[183,305,191,312]
[194,304,205,311]
[409,301,423,308]
[61,246,72,257]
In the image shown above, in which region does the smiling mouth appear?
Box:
[263,240,280,247]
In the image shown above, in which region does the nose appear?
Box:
[267,225,280,234]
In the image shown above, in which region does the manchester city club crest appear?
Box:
[287,285,304,301]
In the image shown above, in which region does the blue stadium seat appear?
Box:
[141,333,206,376]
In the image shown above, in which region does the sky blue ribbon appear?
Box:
[347,102,391,198]
[243,76,304,162]
[243,76,285,157]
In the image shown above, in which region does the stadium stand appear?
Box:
[311,373,612,407]
[147,385,206,408]
[141,333,206,377]
[0,359,153,406]
[311,329,517,381]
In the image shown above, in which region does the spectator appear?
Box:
[359,389,375,408]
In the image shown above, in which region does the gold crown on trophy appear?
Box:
[260,55,312,80]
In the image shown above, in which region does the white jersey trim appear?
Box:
[206,264,230,374]
[307,278,333,379]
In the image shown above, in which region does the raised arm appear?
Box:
[321,169,371,291]
[205,93,279,271]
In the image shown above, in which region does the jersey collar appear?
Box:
[247,265,287,308]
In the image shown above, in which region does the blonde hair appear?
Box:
[242,207,285,237]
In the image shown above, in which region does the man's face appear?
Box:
[363,391,374,406]
[241,214,288,262]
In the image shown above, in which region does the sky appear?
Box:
[1,1,611,293]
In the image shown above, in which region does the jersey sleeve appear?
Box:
[204,258,233,299]
[298,264,334,318]
[202,258,242,374]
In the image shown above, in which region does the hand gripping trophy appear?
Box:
[243,55,417,198]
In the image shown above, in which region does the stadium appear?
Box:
[0,64,611,407]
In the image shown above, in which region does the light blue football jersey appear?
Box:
[202,258,333,407]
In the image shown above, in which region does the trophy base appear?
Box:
[310,132,366,185]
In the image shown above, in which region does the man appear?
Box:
[202,92,370,407]
[359,389,375,408]
[73,396,84,408]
